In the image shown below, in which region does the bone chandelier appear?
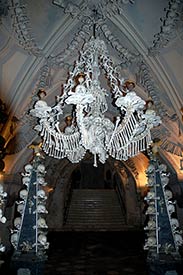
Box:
[31,37,161,167]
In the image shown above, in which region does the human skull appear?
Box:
[0,184,7,198]
[146,164,155,174]
[167,203,175,215]
[19,189,28,200]
[22,176,31,187]
[36,204,48,214]
[0,243,5,252]
[0,209,6,223]
[37,177,47,186]
[165,189,173,200]
[144,219,156,230]
[146,205,156,215]
[37,164,46,174]
[159,164,167,173]
[17,203,24,214]
[10,233,18,248]
[147,177,155,186]
[37,189,47,200]
[174,233,183,247]
[145,191,155,201]
[24,164,33,175]
[37,218,48,229]
[38,234,49,249]
[144,236,156,250]
[171,218,179,231]
[160,176,169,187]
[14,217,21,229]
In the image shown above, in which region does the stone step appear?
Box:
[65,189,126,231]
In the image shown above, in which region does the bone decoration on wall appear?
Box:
[0,181,7,253]
[31,37,161,167]
[10,150,49,259]
[144,152,182,273]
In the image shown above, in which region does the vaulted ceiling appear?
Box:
[0,0,183,181]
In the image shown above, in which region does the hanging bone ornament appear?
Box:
[14,217,22,229]
[30,37,161,166]
[0,209,6,223]
[19,189,28,200]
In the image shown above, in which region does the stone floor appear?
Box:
[44,231,148,275]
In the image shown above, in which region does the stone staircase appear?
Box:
[63,189,128,231]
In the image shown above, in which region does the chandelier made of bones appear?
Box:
[31,37,161,167]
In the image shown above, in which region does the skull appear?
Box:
[10,232,18,248]
[22,176,31,187]
[146,205,156,215]
[159,164,167,173]
[36,204,48,214]
[144,236,157,250]
[14,217,21,229]
[145,191,155,201]
[171,218,179,231]
[160,176,169,187]
[146,164,155,174]
[0,243,5,252]
[144,219,156,230]
[38,234,49,249]
[165,189,173,200]
[0,184,7,198]
[23,164,33,176]
[167,203,175,215]
[17,203,24,214]
[19,189,28,200]
[0,209,6,223]
[37,218,48,229]
[37,164,46,174]
[147,177,155,186]
[36,189,47,200]
[174,233,183,247]
[37,177,47,186]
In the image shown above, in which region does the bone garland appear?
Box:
[9,0,42,56]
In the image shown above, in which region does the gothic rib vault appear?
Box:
[0,0,183,184]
